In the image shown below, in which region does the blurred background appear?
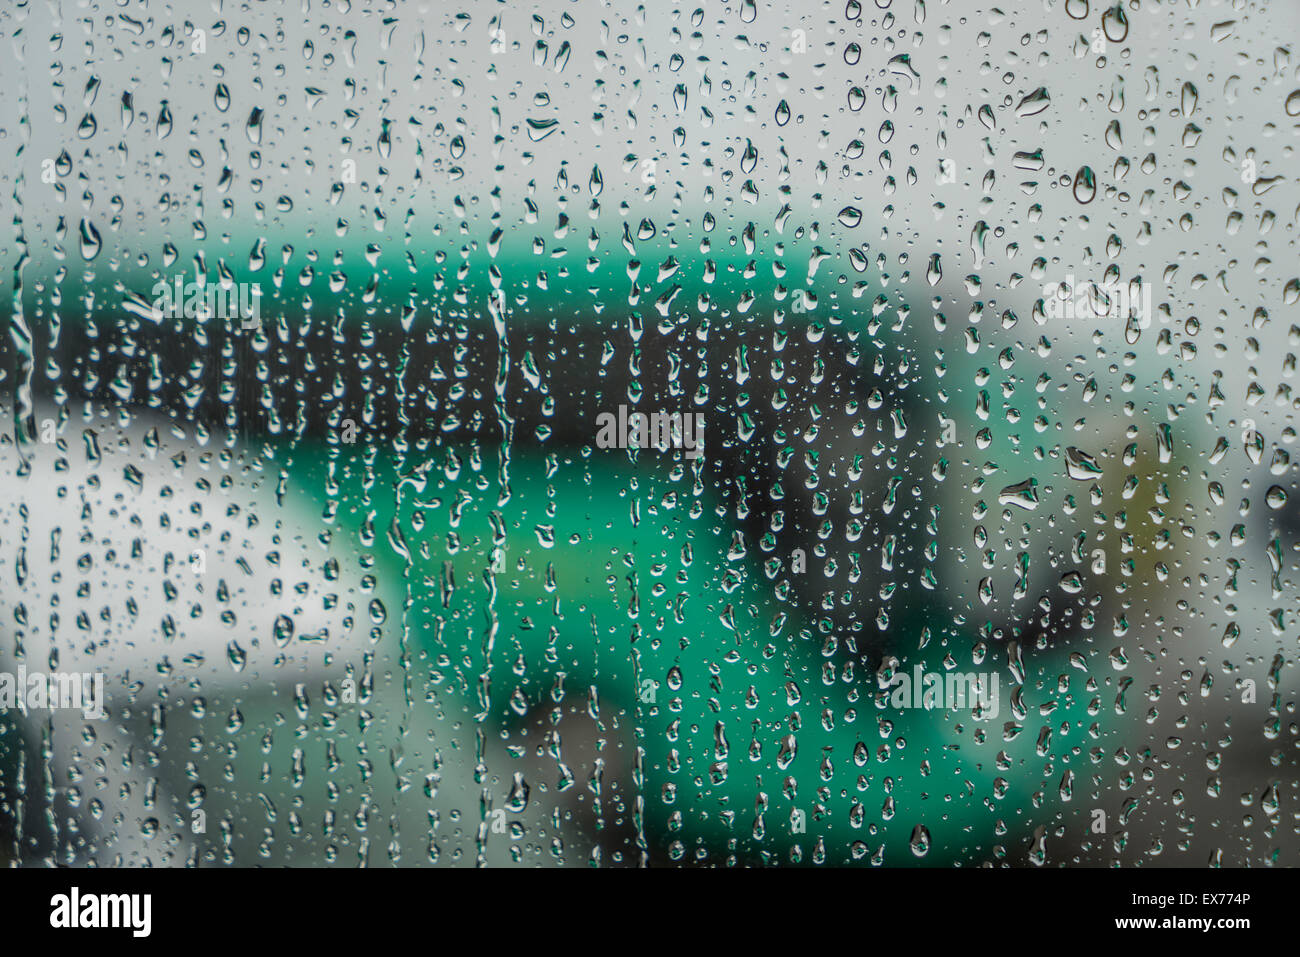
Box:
[0,0,1297,867]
